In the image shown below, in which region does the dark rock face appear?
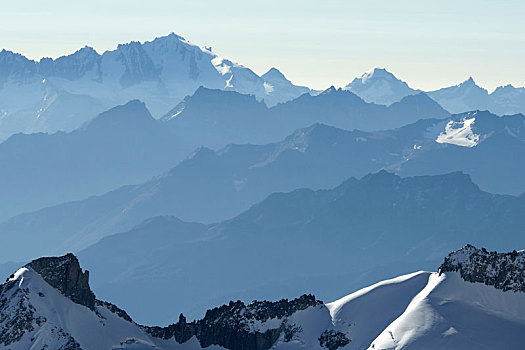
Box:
[318,330,351,350]
[144,294,321,350]
[440,244,525,292]
[96,300,133,323]
[0,283,38,346]
[26,253,96,309]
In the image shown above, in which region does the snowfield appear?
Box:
[436,116,480,147]
[2,246,525,349]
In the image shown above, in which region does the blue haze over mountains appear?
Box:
[0,86,448,222]
[1,33,525,328]
[1,33,525,142]
[75,171,525,324]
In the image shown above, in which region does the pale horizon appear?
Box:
[1,0,524,92]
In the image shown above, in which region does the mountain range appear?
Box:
[0,100,190,222]
[0,33,310,140]
[346,68,525,115]
[0,171,507,324]
[1,33,525,142]
[164,86,449,150]
[1,246,524,349]
[0,86,450,222]
[8,82,524,225]
[2,31,525,350]
[1,108,523,257]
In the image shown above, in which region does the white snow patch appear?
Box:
[263,82,274,94]
[443,327,458,336]
[8,267,29,287]
[436,117,480,147]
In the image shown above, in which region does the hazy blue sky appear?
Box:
[1,0,524,91]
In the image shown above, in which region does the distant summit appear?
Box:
[344,67,418,106]
[0,33,310,140]
[344,68,525,116]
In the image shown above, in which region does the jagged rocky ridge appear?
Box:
[2,248,525,349]
[144,295,336,350]
[0,254,349,350]
[440,244,525,292]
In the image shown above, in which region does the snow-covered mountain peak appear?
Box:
[326,246,525,349]
[360,67,397,83]
[344,67,418,106]
[3,246,525,349]
[440,244,525,292]
[0,33,310,138]
[0,254,350,349]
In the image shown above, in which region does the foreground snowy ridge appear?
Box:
[1,245,525,349]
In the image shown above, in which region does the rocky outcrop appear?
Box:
[144,294,322,350]
[318,330,351,350]
[96,300,134,323]
[26,253,96,309]
[439,244,525,292]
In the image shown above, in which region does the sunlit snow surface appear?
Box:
[327,270,525,349]
[4,266,525,349]
[435,116,480,147]
[2,268,225,350]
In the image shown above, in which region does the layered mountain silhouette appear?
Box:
[1,109,523,257]
[0,100,189,221]
[164,86,449,150]
[0,87,450,221]
[67,171,525,324]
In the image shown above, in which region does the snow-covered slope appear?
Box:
[2,247,525,349]
[0,254,350,350]
[0,33,310,140]
[327,272,432,349]
[66,171,525,324]
[343,68,419,106]
[366,246,525,349]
